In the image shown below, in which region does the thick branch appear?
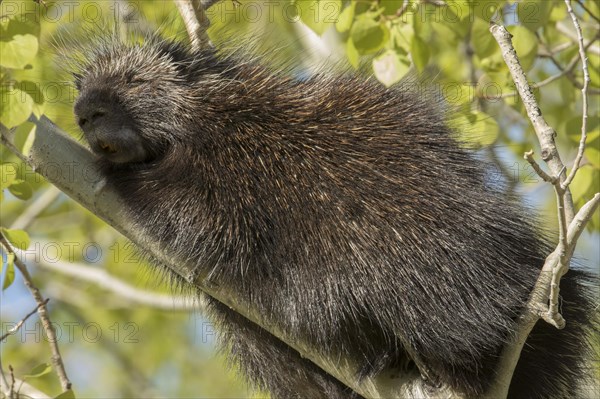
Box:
[1,116,459,399]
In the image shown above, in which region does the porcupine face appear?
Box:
[73,36,200,165]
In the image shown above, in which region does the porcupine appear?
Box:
[71,32,597,398]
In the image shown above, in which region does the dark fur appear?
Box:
[72,34,598,398]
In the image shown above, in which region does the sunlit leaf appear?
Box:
[0,34,38,69]
[2,253,15,290]
[0,87,34,128]
[507,26,538,71]
[0,163,17,190]
[24,363,52,378]
[350,15,389,55]
[8,179,32,200]
[410,34,429,72]
[471,17,497,59]
[295,0,342,35]
[336,3,354,33]
[346,39,359,68]
[373,50,409,87]
[1,228,31,250]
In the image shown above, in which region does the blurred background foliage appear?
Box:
[0,0,598,397]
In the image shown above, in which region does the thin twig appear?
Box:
[539,40,574,57]
[556,20,600,56]
[27,249,198,311]
[8,366,15,399]
[566,193,600,248]
[396,0,411,18]
[175,0,212,51]
[0,299,50,341]
[0,234,72,392]
[524,150,556,183]
[10,186,62,230]
[576,0,600,24]
[490,23,575,222]
[562,0,591,189]
[489,35,598,100]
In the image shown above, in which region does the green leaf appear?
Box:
[517,0,552,31]
[0,163,17,190]
[295,0,342,35]
[472,0,504,22]
[471,17,498,59]
[373,50,410,87]
[0,12,41,38]
[589,53,599,89]
[18,80,44,105]
[8,179,32,200]
[410,35,429,72]
[458,111,500,147]
[507,26,538,71]
[390,22,413,53]
[584,128,600,168]
[2,253,15,290]
[0,34,38,69]
[453,0,474,21]
[350,15,389,55]
[24,363,52,378]
[0,87,34,128]
[1,228,30,250]
[381,0,406,16]
[569,165,594,201]
[54,389,76,399]
[346,39,359,69]
[12,122,36,156]
[336,3,354,33]
[585,146,600,168]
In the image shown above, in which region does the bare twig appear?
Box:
[3,378,51,399]
[576,0,600,24]
[396,0,411,18]
[175,0,212,51]
[8,366,15,399]
[556,20,600,56]
[524,151,556,183]
[0,299,50,341]
[562,0,591,189]
[9,186,62,230]
[25,247,198,311]
[0,234,72,392]
[488,34,599,99]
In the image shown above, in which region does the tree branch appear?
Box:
[25,244,198,311]
[490,23,575,221]
[175,0,212,51]
[0,233,71,392]
[0,299,49,342]
[486,11,599,398]
[9,186,62,230]
[562,0,592,189]
[1,115,458,399]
